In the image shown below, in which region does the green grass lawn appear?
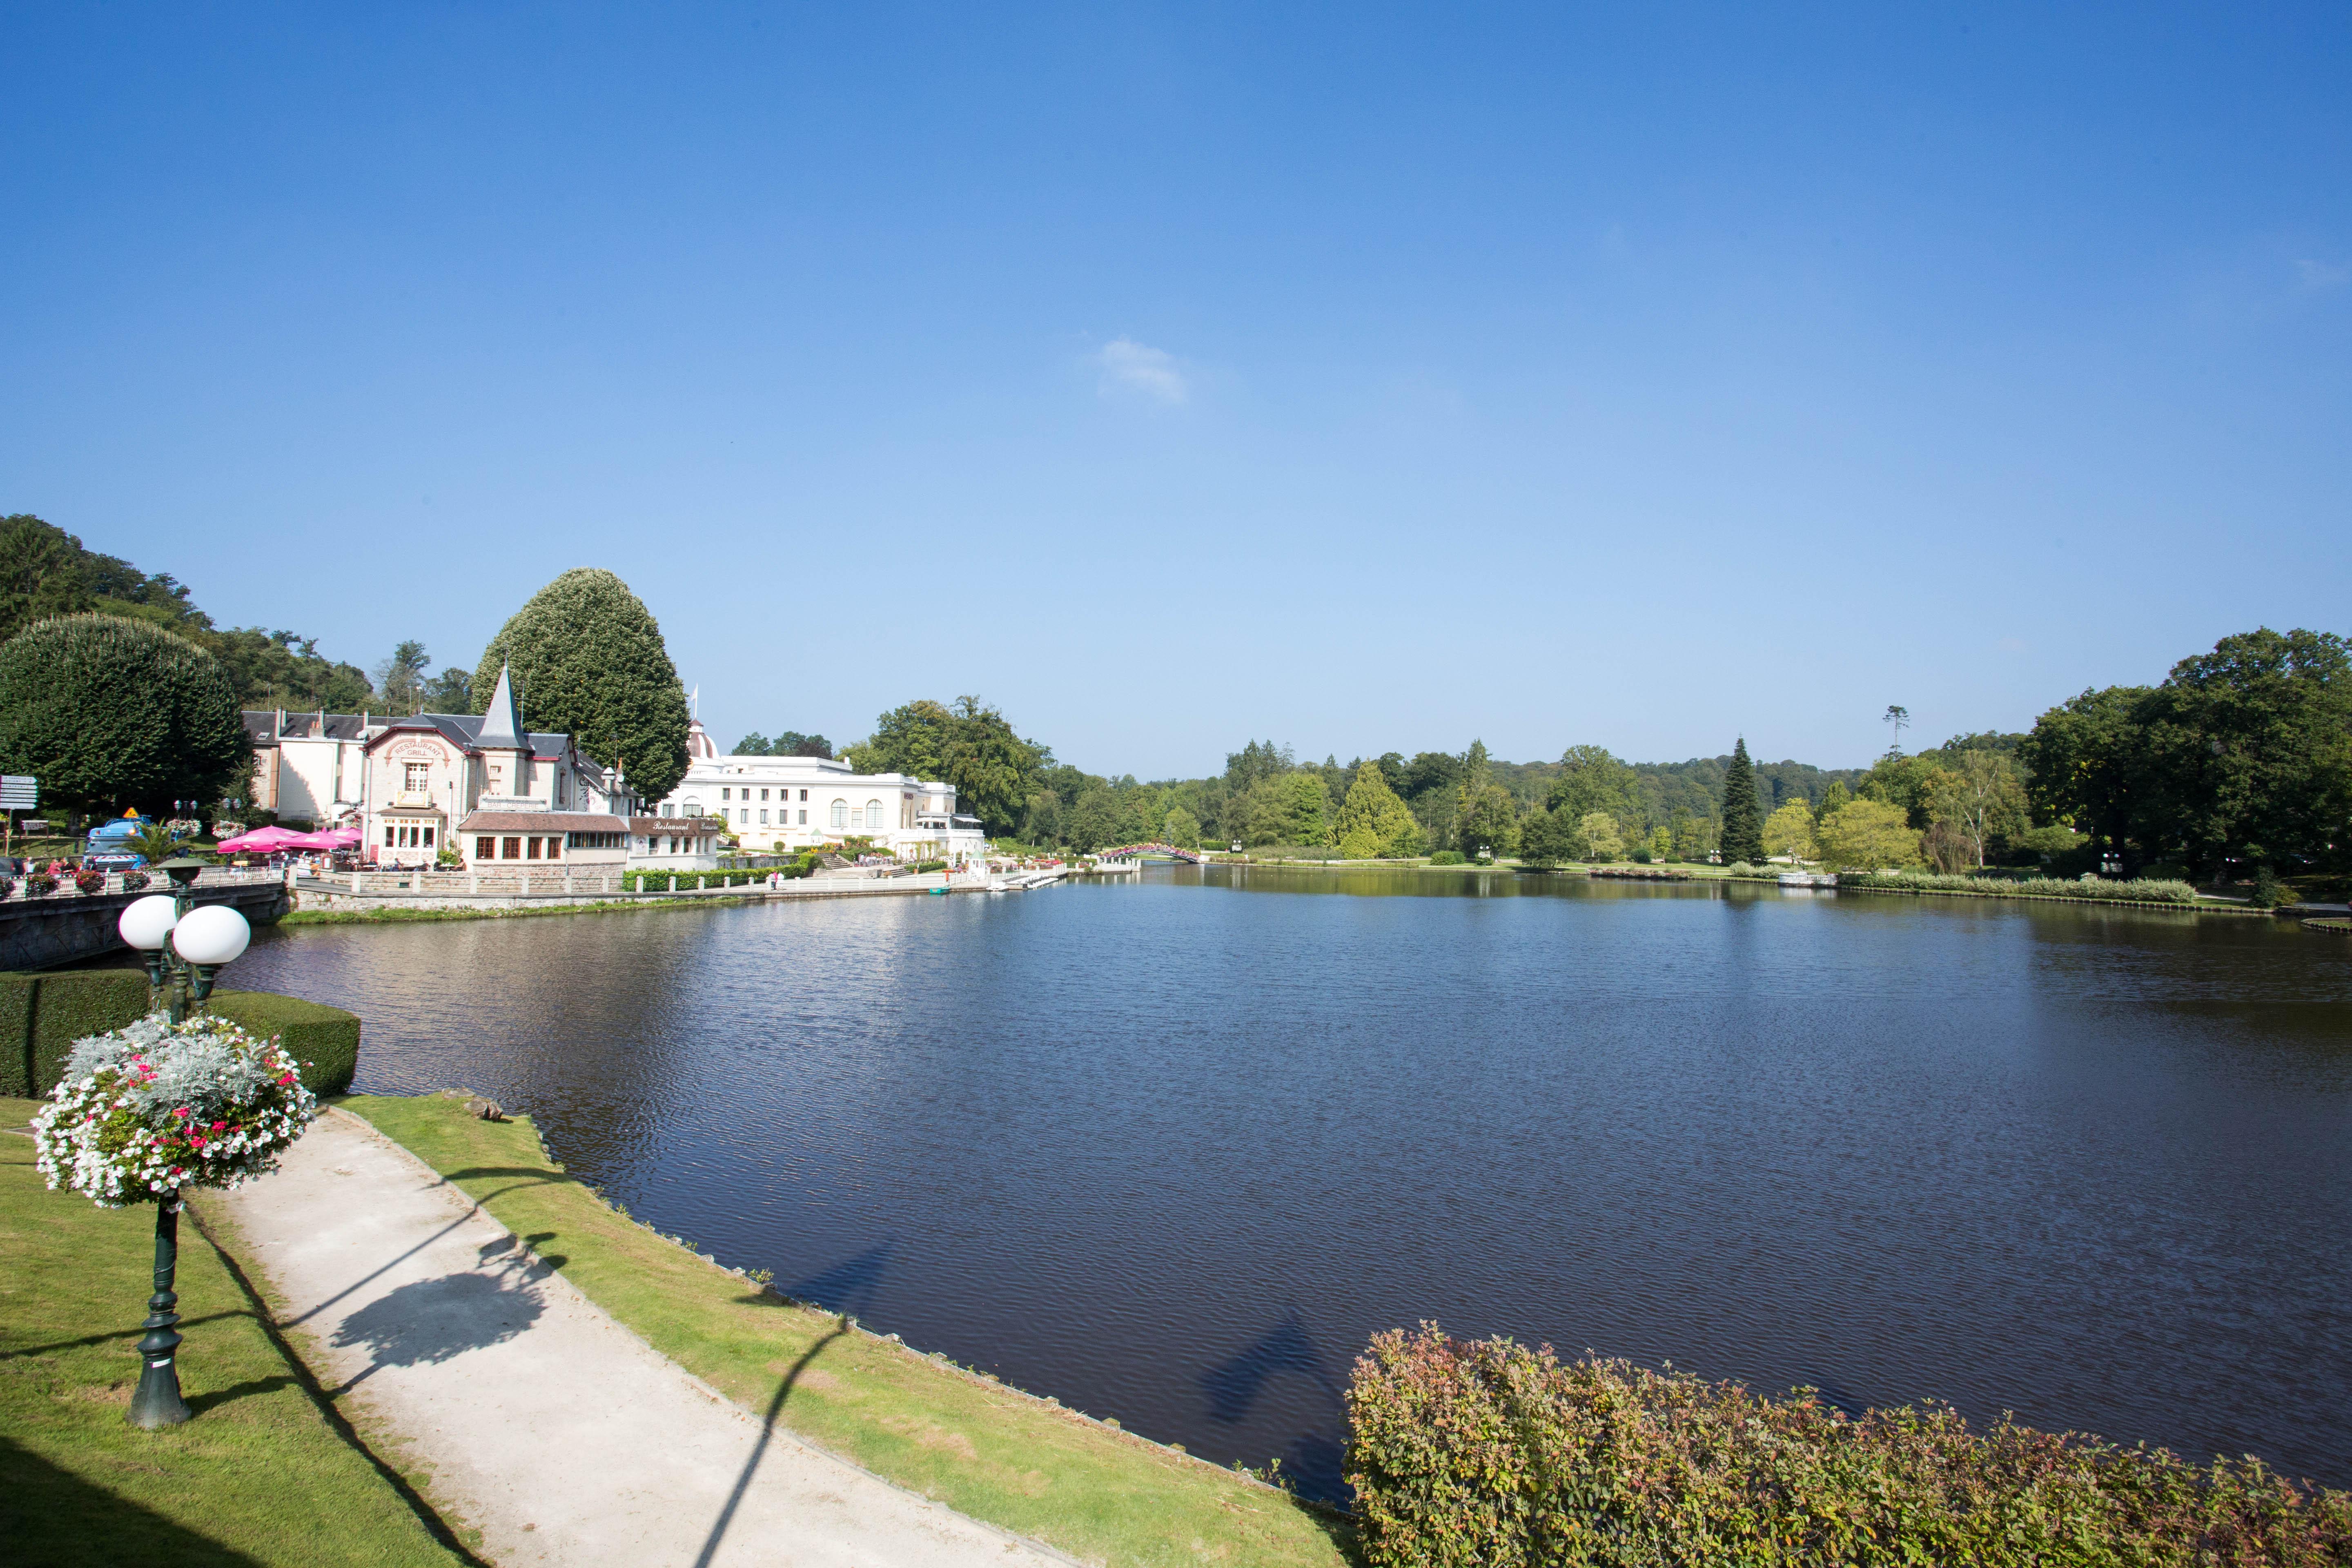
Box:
[0,1098,479,1567]
[343,1093,1354,1568]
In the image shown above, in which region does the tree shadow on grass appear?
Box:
[0,1433,267,1568]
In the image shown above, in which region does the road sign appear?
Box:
[0,776,35,810]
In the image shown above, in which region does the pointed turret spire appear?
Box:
[477,664,525,748]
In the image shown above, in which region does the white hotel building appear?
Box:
[657,720,991,864]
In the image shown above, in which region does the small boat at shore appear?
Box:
[1778,871,1838,888]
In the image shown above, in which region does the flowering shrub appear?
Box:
[74,869,107,894]
[32,1016,318,1207]
[24,872,56,896]
[120,869,150,892]
[0,876,14,900]
[1348,1325,2352,1567]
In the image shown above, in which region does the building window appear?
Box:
[758,810,768,824]
[830,799,847,829]
[545,837,561,860]
[503,837,522,860]
[722,787,731,801]
[799,789,807,802]
[797,809,806,824]
[760,788,769,801]
[404,762,430,792]
[477,837,495,859]
[424,826,435,847]
[526,837,541,860]
[385,825,396,846]
[865,800,883,829]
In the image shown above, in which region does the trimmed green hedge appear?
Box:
[0,971,360,1098]
[210,989,361,1097]
[620,868,781,891]
[1348,1325,2352,1567]
[22,971,148,1100]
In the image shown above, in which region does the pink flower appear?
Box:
[210,1121,226,1132]
[174,1107,191,1118]
[190,1136,207,1149]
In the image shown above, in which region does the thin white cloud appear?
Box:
[2294,257,2348,291]
[1096,337,1188,404]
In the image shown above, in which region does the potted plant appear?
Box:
[32,1015,317,1427]
[25,867,58,896]
[121,869,151,892]
[75,868,109,895]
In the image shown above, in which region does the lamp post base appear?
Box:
[127,1193,190,1429]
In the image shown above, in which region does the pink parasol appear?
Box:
[216,825,308,853]
[280,827,360,851]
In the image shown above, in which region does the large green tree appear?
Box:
[2136,627,2352,873]
[1335,760,1425,858]
[0,614,248,816]
[474,568,693,800]
[1243,771,1332,847]
[1458,783,1521,858]
[1718,737,1766,864]
[1815,798,1922,869]
[1546,744,1644,829]
[2019,686,2150,863]
[1924,751,2029,867]
[1517,808,1572,866]
[851,695,1045,835]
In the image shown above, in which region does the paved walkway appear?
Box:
[215,1110,1068,1568]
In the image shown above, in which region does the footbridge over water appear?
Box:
[1095,842,1205,864]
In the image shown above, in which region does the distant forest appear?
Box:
[2,514,470,715]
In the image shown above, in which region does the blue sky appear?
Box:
[5,4,2346,777]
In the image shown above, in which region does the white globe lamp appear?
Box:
[172,904,252,967]
[118,895,179,952]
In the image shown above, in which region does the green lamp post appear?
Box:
[113,862,253,1429]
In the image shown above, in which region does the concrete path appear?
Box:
[214,1110,1068,1568]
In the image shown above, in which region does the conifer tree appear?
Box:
[1719,737,1766,865]
[475,569,693,800]
[1336,760,1424,858]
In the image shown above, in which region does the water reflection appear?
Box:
[225,872,2352,1502]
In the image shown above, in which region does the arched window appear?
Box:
[865,800,883,829]
[830,798,848,829]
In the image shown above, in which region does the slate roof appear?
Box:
[367,712,592,766]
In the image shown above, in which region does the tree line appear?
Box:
[837,625,2348,882]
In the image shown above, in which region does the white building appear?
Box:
[657,718,991,864]
[245,710,370,827]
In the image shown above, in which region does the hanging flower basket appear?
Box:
[32,1016,318,1207]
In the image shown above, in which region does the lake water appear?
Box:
[228,868,2352,1502]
